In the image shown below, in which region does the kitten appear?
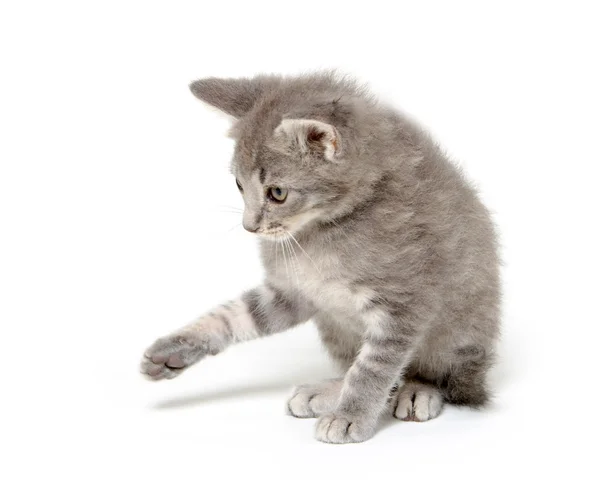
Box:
[140,72,501,444]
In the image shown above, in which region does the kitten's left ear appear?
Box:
[189,76,277,119]
[274,119,342,161]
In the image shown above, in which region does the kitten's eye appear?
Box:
[236,178,243,192]
[267,187,288,203]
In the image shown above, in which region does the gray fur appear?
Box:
[141,71,501,443]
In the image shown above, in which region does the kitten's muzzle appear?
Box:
[242,221,260,233]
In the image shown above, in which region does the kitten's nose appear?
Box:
[242,209,261,233]
[243,220,259,233]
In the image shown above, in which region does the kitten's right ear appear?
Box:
[274,119,342,161]
[189,76,275,119]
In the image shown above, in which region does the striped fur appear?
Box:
[141,285,314,380]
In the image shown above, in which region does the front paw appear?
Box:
[140,334,211,381]
[314,413,376,444]
[286,379,342,418]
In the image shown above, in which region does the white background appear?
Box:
[1,1,599,496]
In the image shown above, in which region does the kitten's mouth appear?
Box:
[248,209,321,240]
[257,228,289,240]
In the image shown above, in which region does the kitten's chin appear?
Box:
[257,232,287,241]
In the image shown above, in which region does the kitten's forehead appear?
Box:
[233,135,284,184]
[230,97,286,175]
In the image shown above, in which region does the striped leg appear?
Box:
[141,283,314,380]
[314,310,421,444]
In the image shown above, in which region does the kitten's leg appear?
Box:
[314,312,362,371]
[314,309,426,444]
[141,283,314,380]
[390,379,444,421]
[286,378,343,418]
[285,314,361,418]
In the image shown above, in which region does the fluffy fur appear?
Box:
[140,72,501,443]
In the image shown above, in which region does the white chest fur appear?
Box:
[269,243,374,318]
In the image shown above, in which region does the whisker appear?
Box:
[280,239,290,281]
[216,204,243,211]
[286,231,322,276]
[284,236,300,286]
[215,205,244,216]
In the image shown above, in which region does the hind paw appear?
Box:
[392,381,444,422]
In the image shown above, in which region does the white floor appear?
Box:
[8,257,593,496]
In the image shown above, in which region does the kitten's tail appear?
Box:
[438,351,495,407]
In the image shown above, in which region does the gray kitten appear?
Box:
[140,72,500,444]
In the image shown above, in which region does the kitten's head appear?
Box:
[189,73,381,239]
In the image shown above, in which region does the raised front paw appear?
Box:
[314,413,376,444]
[140,334,212,381]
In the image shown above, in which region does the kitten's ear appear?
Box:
[274,119,342,161]
[189,76,274,119]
